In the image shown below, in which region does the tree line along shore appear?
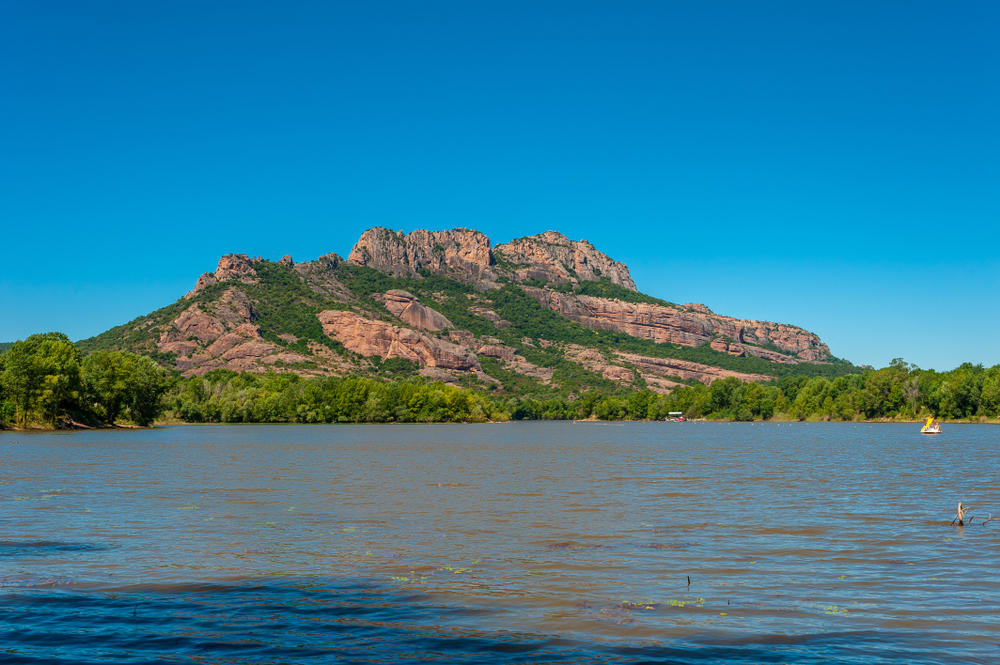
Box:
[2,333,999,429]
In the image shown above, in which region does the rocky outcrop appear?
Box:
[158,289,313,376]
[187,254,260,297]
[494,231,636,290]
[614,352,772,385]
[379,290,453,331]
[348,227,497,285]
[708,338,812,363]
[468,306,510,328]
[317,310,480,370]
[475,339,554,383]
[175,324,309,376]
[564,345,636,383]
[527,288,829,362]
[292,253,355,301]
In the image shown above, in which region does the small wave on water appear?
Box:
[0,541,112,557]
[0,577,985,664]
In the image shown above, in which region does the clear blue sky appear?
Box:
[1,1,997,370]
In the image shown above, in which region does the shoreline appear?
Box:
[5,418,999,432]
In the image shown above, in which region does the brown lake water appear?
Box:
[1,422,998,663]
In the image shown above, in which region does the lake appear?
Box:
[1,422,998,664]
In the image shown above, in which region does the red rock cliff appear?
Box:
[527,288,829,362]
[347,227,496,283]
[494,231,636,290]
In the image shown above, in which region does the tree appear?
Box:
[82,350,170,426]
[121,354,171,425]
[82,351,131,424]
[0,333,80,427]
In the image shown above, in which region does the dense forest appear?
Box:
[2,332,998,428]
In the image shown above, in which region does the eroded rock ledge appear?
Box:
[348,227,497,285]
[495,231,636,290]
[526,288,829,362]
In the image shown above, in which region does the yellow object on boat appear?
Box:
[920,417,941,434]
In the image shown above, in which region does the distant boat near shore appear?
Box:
[920,417,941,434]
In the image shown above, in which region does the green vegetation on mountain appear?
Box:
[75,296,192,358]
[320,265,855,389]
[242,262,351,353]
[553,277,676,307]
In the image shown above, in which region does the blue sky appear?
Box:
[1,1,997,369]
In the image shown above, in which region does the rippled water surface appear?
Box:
[2,422,998,663]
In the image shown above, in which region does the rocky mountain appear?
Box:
[80,227,852,395]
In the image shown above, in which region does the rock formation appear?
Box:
[347,227,497,284]
[158,287,314,376]
[495,231,636,290]
[564,345,636,383]
[187,254,260,297]
[613,352,772,386]
[379,290,453,331]
[526,288,828,362]
[475,339,554,383]
[317,310,480,371]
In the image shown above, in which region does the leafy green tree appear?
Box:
[122,354,171,425]
[980,369,1000,417]
[81,351,131,424]
[0,333,81,426]
[82,350,170,425]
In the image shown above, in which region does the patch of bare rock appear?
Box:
[613,352,772,385]
[564,345,636,383]
[317,310,480,371]
[187,254,261,297]
[475,338,554,383]
[527,288,828,362]
[378,290,454,331]
[495,231,637,290]
[159,288,315,376]
[348,227,498,286]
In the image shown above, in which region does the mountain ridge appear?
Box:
[79,227,854,396]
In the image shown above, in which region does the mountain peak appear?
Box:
[347,227,497,286]
[494,231,636,290]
